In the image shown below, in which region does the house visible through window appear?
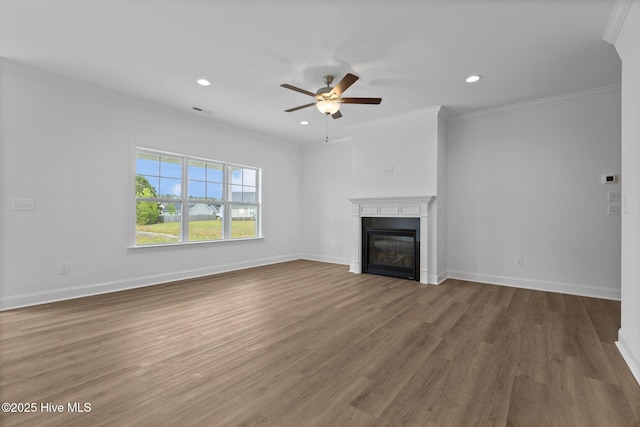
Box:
[134,148,260,246]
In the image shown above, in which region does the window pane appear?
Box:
[230,204,256,238]
[188,203,223,242]
[242,169,256,186]
[136,175,159,197]
[230,166,243,185]
[207,164,223,183]
[136,199,160,225]
[160,156,182,178]
[230,185,243,202]
[188,160,206,181]
[243,186,256,203]
[135,201,181,245]
[136,153,160,176]
[188,180,206,200]
[160,201,182,218]
[159,177,181,198]
[208,183,223,200]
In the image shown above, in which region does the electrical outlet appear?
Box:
[515,256,524,267]
[59,263,70,275]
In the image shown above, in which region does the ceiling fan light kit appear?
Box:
[316,99,340,115]
[281,73,381,120]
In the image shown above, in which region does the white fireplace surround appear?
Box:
[349,196,435,284]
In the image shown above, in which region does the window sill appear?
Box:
[129,236,264,249]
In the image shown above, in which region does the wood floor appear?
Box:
[1,260,639,427]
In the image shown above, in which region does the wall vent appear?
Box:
[192,107,214,115]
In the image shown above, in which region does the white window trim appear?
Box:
[131,147,262,248]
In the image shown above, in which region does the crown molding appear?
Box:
[452,84,621,122]
[438,106,452,123]
[349,105,443,131]
[603,0,634,44]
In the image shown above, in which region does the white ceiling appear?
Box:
[0,0,621,145]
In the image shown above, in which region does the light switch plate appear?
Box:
[12,199,35,211]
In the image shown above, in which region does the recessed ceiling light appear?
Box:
[197,78,211,86]
[300,120,309,125]
[466,75,481,83]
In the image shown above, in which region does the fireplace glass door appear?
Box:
[364,228,418,280]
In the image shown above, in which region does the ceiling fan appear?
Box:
[281,73,382,119]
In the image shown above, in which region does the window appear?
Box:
[134,148,260,246]
[229,166,258,239]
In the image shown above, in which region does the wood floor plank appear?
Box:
[324,404,378,427]
[1,260,639,427]
[351,322,440,417]
[506,375,551,427]
[376,356,453,426]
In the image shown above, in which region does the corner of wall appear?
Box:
[603,0,634,44]
[617,329,640,385]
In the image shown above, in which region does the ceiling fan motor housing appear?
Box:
[317,87,339,100]
[317,75,336,99]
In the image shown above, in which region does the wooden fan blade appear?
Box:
[331,110,343,119]
[339,97,382,104]
[285,102,316,112]
[280,84,318,98]
[330,73,359,96]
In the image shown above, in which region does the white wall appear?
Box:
[436,110,448,282]
[0,60,302,310]
[447,86,621,300]
[350,108,439,198]
[300,141,352,265]
[612,0,640,385]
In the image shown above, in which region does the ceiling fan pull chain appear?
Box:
[325,113,329,143]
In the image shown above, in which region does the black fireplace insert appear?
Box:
[362,217,419,281]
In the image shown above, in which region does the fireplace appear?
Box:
[362,217,419,280]
[349,196,434,284]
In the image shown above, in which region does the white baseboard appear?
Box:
[0,254,301,311]
[445,270,621,301]
[436,271,449,285]
[5,262,620,311]
[300,253,350,266]
[617,329,640,386]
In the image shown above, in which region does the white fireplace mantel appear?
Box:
[349,196,435,284]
